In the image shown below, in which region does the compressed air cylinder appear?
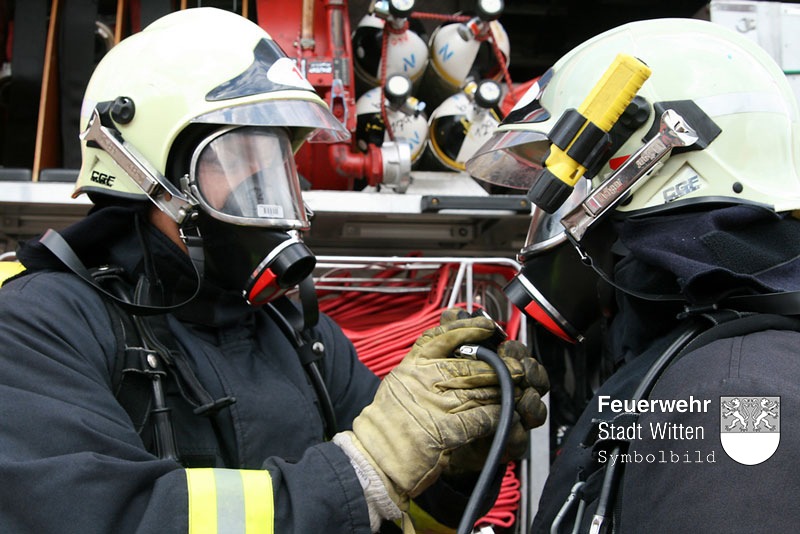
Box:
[351,5,429,94]
[356,74,429,164]
[417,0,510,111]
[427,79,503,172]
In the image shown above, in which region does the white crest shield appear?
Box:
[720,396,780,465]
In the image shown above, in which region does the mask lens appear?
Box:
[192,127,309,229]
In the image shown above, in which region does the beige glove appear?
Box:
[333,309,537,530]
[446,339,550,475]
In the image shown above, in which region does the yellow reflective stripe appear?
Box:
[0,261,24,286]
[185,468,274,534]
[186,469,218,534]
[241,470,273,534]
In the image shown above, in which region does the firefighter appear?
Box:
[466,17,800,533]
[0,8,549,533]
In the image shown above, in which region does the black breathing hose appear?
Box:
[455,343,516,534]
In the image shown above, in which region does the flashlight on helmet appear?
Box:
[527,54,651,213]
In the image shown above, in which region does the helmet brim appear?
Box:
[192,98,350,144]
[465,128,550,190]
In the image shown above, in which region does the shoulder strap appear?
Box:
[267,277,338,439]
[92,266,235,461]
[674,312,800,362]
[92,266,169,453]
[100,286,154,435]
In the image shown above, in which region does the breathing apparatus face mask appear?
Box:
[188,126,316,306]
[504,178,617,344]
[467,65,666,344]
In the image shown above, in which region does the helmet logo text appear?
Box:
[91,170,116,187]
[662,174,701,202]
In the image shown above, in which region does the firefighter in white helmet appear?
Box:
[467,17,800,533]
[0,8,549,533]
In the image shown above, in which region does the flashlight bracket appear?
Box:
[548,109,613,173]
[560,109,699,243]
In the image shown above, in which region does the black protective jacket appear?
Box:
[532,204,800,534]
[0,203,467,533]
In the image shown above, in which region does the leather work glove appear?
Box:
[446,338,550,475]
[333,309,548,531]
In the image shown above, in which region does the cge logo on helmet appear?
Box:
[90,170,116,186]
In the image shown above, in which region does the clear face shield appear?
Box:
[186,126,318,306]
[189,126,310,229]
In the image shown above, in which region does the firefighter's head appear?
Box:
[467,18,800,343]
[74,7,349,305]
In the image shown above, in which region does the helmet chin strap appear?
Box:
[179,225,205,281]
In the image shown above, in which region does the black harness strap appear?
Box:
[268,277,338,440]
[92,265,236,462]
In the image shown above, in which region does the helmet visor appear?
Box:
[191,126,309,229]
[466,68,555,189]
[193,99,350,144]
[465,128,551,190]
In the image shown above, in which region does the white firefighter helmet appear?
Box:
[467,17,800,344]
[74,7,349,227]
[466,18,800,218]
